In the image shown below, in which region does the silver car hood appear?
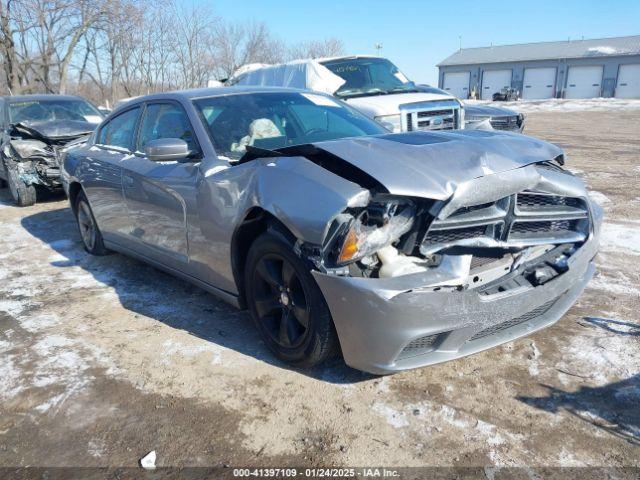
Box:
[311,130,563,200]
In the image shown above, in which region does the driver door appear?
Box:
[120,101,201,271]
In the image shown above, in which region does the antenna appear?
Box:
[374,43,383,55]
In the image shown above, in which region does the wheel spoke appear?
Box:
[254,296,281,319]
[256,258,282,288]
[292,305,310,329]
[278,310,292,346]
[282,261,296,290]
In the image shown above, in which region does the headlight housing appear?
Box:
[336,198,415,265]
[374,114,402,133]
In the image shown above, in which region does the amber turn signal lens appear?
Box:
[338,227,359,263]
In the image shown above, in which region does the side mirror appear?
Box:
[145,138,189,162]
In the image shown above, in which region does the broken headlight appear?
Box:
[336,199,415,265]
[10,139,50,159]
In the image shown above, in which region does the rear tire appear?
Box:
[244,230,338,368]
[75,191,109,255]
[5,162,36,206]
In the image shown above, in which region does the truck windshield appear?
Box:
[9,99,103,124]
[193,91,387,160]
[321,57,418,99]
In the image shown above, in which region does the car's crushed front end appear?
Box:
[3,120,95,191]
[274,131,601,374]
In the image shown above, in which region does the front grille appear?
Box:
[403,100,460,132]
[517,193,582,209]
[420,191,590,257]
[510,220,579,235]
[469,298,557,341]
[490,115,521,131]
[398,332,444,359]
[423,225,488,246]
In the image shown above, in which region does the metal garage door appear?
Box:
[522,67,556,99]
[615,64,640,98]
[481,70,512,100]
[565,66,603,98]
[443,71,470,99]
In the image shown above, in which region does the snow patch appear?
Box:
[587,46,618,55]
[599,222,640,255]
[372,402,409,428]
[465,98,640,112]
[20,313,60,333]
[588,191,610,208]
[162,339,225,365]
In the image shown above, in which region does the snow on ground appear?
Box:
[465,98,640,113]
[599,222,640,255]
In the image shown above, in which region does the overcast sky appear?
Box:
[203,0,640,85]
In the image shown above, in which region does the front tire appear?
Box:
[245,231,338,368]
[75,191,109,255]
[5,162,36,206]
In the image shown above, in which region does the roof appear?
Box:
[111,86,314,112]
[3,94,86,102]
[438,35,640,67]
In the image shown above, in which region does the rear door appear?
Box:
[615,64,640,98]
[443,72,470,99]
[120,101,201,270]
[481,70,512,100]
[565,66,603,98]
[522,67,556,99]
[82,106,141,244]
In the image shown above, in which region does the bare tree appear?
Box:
[212,20,285,79]
[287,37,344,60]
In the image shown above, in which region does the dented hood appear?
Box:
[311,130,563,199]
[15,120,98,143]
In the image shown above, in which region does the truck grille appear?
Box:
[420,191,589,256]
[490,115,522,131]
[403,100,461,132]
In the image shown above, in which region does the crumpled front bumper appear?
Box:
[313,204,602,374]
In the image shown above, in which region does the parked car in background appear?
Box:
[228,56,465,133]
[493,87,520,102]
[464,104,525,132]
[0,94,103,206]
[62,87,601,374]
[417,85,525,133]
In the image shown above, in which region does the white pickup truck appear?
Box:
[228,56,464,133]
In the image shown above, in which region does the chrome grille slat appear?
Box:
[401,100,461,132]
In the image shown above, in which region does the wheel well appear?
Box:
[231,207,296,309]
[68,182,83,214]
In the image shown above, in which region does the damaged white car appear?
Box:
[0,94,103,206]
[61,88,602,374]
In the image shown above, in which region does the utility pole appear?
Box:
[459,35,462,51]
[374,43,383,56]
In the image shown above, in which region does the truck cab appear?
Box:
[228,56,464,133]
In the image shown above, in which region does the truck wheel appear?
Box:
[6,164,36,207]
[75,191,109,255]
[244,230,339,368]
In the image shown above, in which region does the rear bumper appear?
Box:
[313,210,601,374]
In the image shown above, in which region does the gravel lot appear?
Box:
[0,105,639,471]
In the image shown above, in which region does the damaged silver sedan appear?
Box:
[61,87,602,374]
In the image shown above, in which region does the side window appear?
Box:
[97,107,140,150]
[137,103,197,152]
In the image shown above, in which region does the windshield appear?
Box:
[193,92,386,160]
[321,57,417,98]
[8,99,103,124]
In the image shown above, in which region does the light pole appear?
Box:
[374,43,383,56]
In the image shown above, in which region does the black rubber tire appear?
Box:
[245,230,339,368]
[75,191,110,255]
[5,161,36,206]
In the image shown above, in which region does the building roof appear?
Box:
[438,35,640,67]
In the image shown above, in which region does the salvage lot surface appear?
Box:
[1,105,639,469]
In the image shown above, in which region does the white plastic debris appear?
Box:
[140,450,156,470]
